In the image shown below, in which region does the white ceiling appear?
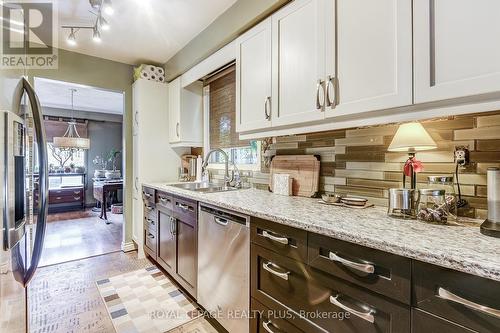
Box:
[34,77,124,114]
[57,0,237,65]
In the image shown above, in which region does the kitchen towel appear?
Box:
[273,173,293,196]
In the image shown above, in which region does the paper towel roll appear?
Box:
[140,71,149,79]
[487,167,500,222]
[146,65,156,73]
[155,66,164,76]
[157,76,165,83]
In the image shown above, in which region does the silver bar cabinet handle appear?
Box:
[143,192,152,198]
[262,262,290,281]
[176,122,180,137]
[329,252,375,274]
[316,79,325,110]
[437,287,500,319]
[178,203,190,210]
[169,216,175,235]
[330,295,375,323]
[326,75,336,107]
[145,205,154,211]
[262,320,277,333]
[264,96,271,120]
[159,197,170,203]
[262,230,288,245]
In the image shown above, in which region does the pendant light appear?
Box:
[53,89,90,151]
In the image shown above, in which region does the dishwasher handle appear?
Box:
[214,216,229,226]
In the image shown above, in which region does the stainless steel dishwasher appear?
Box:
[198,204,249,333]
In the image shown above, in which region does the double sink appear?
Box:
[170,182,240,193]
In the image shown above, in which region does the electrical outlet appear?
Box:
[454,146,469,166]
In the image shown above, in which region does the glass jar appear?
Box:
[427,176,457,221]
[417,189,449,224]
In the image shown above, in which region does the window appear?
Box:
[206,64,260,169]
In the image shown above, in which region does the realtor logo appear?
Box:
[1,0,58,69]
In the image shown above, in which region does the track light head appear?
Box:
[92,26,101,42]
[67,28,77,46]
[102,0,114,15]
[98,15,110,31]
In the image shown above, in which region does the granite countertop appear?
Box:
[144,182,500,282]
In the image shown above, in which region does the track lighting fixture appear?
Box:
[62,0,114,46]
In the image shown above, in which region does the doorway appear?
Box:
[34,77,125,267]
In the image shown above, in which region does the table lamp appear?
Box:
[388,122,437,189]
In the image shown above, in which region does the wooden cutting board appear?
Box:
[270,155,320,197]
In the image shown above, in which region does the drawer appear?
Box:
[251,217,307,263]
[145,229,157,253]
[307,267,410,333]
[173,196,197,225]
[250,298,311,333]
[413,261,500,333]
[144,216,157,235]
[49,188,83,196]
[49,194,83,204]
[142,186,155,204]
[156,192,173,211]
[308,233,411,304]
[412,309,477,333]
[144,202,156,219]
[251,243,315,314]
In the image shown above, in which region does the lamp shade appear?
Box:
[53,136,90,150]
[388,122,437,152]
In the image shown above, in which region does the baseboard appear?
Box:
[121,241,137,252]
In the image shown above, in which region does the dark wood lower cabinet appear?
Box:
[143,188,198,299]
[176,217,197,297]
[250,298,306,333]
[158,210,176,276]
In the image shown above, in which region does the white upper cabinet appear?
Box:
[168,77,203,147]
[414,0,500,103]
[272,0,326,126]
[236,18,273,132]
[325,0,412,118]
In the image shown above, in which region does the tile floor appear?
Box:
[40,209,123,267]
[29,251,218,333]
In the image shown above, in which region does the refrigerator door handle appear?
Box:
[17,78,48,286]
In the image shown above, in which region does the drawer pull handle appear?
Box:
[329,252,375,274]
[178,203,190,211]
[73,191,80,194]
[214,216,228,226]
[145,205,154,211]
[159,197,170,203]
[262,320,277,333]
[262,230,288,245]
[147,233,154,239]
[330,295,375,323]
[73,196,81,200]
[56,197,62,200]
[146,218,155,225]
[143,192,152,198]
[262,262,290,281]
[437,287,500,319]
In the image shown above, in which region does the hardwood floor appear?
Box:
[39,209,123,267]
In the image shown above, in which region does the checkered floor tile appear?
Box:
[96,266,202,333]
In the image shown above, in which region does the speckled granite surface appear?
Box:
[144,183,500,282]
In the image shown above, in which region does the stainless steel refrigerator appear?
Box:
[0,4,48,332]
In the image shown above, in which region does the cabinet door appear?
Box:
[414,0,500,103]
[168,77,181,143]
[158,210,176,275]
[272,0,326,127]
[176,218,197,296]
[236,18,273,132]
[325,0,412,118]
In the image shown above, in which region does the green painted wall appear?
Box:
[163,0,290,81]
[28,48,134,248]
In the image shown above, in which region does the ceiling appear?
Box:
[34,77,124,114]
[57,0,238,65]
